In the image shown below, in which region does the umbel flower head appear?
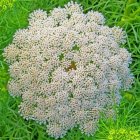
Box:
[3,1,133,139]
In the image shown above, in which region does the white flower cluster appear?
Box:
[3,1,133,139]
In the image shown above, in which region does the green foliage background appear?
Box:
[0,0,140,140]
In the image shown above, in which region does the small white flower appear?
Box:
[3,1,133,139]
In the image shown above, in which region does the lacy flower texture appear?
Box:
[3,1,133,139]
